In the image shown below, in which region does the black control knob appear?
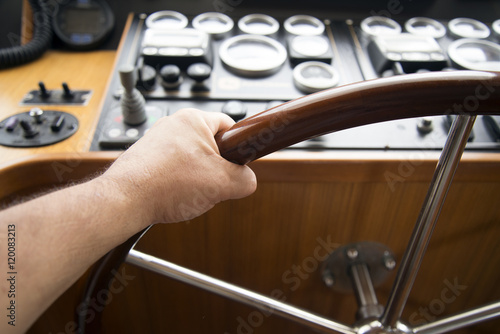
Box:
[160,64,182,89]
[137,65,157,90]
[119,64,147,125]
[221,100,247,121]
[417,117,433,134]
[20,120,38,138]
[187,63,212,83]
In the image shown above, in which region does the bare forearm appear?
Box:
[0,176,147,333]
[0,109,257,333]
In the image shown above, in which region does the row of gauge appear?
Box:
[139,11,500,93]
[144,11,326,37]
[144,10,500,39]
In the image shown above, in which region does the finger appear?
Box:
[200,110,235,136]
[221,161,257,200]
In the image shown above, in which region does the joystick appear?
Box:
[119,65,147,125]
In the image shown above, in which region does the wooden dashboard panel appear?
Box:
[0,50,116,165]
[0,152,498,333]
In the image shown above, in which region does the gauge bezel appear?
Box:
[219,34,287,77]
[448,38,500,71]
[238,14,280,36]
[293,61,340,93]
[361,16,402,37]
[448,18,490,39]
[405,17,446,39]
[145,10,188,30]
[192,12,234,38]
[284,15,325,36]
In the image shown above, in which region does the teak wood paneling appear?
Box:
[0,153,498,334]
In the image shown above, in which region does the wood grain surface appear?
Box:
[0,153,498,334]
[0,50,116,165]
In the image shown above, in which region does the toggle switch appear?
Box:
[51,114,66,132]
[38,81,51,99]
[62,82,74,99]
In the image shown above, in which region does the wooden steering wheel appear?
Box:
[77,70,500,334]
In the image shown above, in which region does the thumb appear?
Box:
[220,160,257,200]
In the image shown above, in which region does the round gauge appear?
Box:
[361,16,402,36]
[192,12,234,38]
[448,38,500,71]
[219,35,287,77]
[145,10,188,30]
[284,15,325,36]
[405,17,446,39]
[448,18,490,39]
[293,61,340,93]
[52,0,114,50]
[238,14,280,36]
[291,35,329,57]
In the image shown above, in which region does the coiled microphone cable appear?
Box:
[0,0,52,69]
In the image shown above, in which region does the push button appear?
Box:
[221,100,247,121]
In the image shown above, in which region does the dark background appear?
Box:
[1,0,500,50]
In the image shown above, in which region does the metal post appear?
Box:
[381,115,477,327]
[350,264,384,320]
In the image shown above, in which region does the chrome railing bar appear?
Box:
[413,300,500,334]
[381,115,477,327]
[126,249,356,334]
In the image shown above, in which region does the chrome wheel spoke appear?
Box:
[127,249,356,334]
[413,301,500,334]
[381,115,477,327]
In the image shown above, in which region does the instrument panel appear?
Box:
[90,11,500,152]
